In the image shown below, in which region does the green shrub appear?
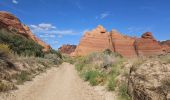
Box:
[103,49,112,55]
[83,70,105,86]
[16,71,31,84]
[75,63,85,71]
[118,83,131,100]
[0,29,44,57]
[107,77,117,91]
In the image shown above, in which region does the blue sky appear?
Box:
[0,0,170,49]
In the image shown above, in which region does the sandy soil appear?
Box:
[0,63,115,100]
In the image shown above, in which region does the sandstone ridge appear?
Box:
[74,25,167,58]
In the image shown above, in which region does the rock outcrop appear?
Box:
[74,26,166,58]
[0,11,51,52]
[59,44,76,54]
[135,32,164,56]
[128,55,170,100]
[74,25,113,56]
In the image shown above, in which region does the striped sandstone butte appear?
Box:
[74,25,166,58]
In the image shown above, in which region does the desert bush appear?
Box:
[44,53,62,64]
[82,70,106,86]
[107,76,117,91]
[16,71,31,84]
[118,83,131,100]
[75,63,85,71]
[0,29,44,57]
[49,49,63,59]
[0,44,11,59]
[130,58,145,72]
[0,80,16,92]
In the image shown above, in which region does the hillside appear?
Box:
[0,11,51,52]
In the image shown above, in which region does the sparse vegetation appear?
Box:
[16,71,31,84]
[72,50,131,99]
[0,29,63,92]
[0,29,44,57]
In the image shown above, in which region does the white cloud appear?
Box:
[39,34,55,38]
[30,23,56,32]
[30,23,78,36]
[96,12,110,19]
[12,0,18,4]
[100,13,109,19]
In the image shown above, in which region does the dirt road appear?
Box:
[0,63,115,100]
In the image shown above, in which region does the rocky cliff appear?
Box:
[0,11,51,52]
[59,44,76,54]
[74,25,166,58]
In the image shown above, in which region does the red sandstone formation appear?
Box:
[74,26,166,58]
[0,11,51,52]
[59,44,76,54]
[135,32,164,56]
[74,25,113,56]
[111,30,137,58]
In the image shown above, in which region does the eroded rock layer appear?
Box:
[0,11,51,52]
[135,32,164,56]
[111,30,137,58]
[74,25,113,56]
[74,26,166,58]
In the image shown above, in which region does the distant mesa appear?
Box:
[73,25,169,58]
[59,44,76,55]
[0,11,51,52]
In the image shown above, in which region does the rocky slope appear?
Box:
[74,25,167,58]
[0,11,50,52]
[59,44,76,54]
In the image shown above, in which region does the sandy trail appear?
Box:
[0,63,115,100]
